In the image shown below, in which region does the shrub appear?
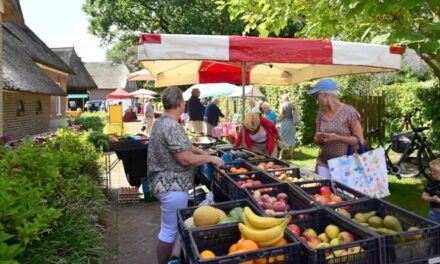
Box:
[0,130,108,263]
[70,111,107,132]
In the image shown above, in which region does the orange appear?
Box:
[230,167,237,173]
[200,250,216,259]
[237,238,246,249]
[274,238,288,246]
[229,243,238,253]
[241,239,259,251]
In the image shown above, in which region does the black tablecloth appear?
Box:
[115,142,148,187]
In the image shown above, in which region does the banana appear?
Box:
[242,211,252,227]
[256,230,284,247]
[238,223,283,242]
[244,206,280,229]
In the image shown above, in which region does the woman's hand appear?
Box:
[321,133,340,142]
[210,156,225,168]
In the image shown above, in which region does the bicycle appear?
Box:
[367,109,438,181]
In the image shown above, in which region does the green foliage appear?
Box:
[375,80,440,149]
[295,83,318,145]
[0,130,107,262]
[70,111,107,132]
[220,0,440,79]
[88,131,111,152]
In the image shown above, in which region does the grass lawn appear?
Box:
[285,146,429,217]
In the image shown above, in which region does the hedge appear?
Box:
[0,129,108,263]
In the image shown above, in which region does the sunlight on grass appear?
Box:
[282,146,429,217]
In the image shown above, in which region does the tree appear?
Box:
[106,37,139,71]
[219,0,440,80]
[82,0,247,44]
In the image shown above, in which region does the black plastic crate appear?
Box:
[177,199,260,262]
[329,199,440,264]
[292,180,368,207]
[286,208,380,264]
[213,161,258,199]
[244,183,317,217]
[189,223,302,264]
[219,171,279,200]
[247,158,293,171]
[265,167,321,183]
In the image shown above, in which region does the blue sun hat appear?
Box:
[307,79,338,95]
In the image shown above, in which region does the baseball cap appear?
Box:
[307,79,338,95]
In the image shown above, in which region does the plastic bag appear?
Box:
[198,191,214,206]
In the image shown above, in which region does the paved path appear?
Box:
[105,117,162,264]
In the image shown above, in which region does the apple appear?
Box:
[277,192,288,201]
[331,195,343,203]
[261,194,271,203]
[325,224,340,239]
[316,242,330,248]
[253,190,261,199]
[330,238,341,246]
[307,237,321,248]
[299,236,307,243]
[315,195,330,205]
[333,249,345,257]
[347,246,362,254]
[264,209,275,215]
[288,224,301,236]
[302,228,318,238]
[318,233,329,243]
[320,186,333,197]
[338,231,354,244]
[262,202,273,210]
[273,201,287,212]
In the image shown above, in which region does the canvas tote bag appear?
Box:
[328,138,390,198]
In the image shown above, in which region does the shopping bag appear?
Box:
[328,147,390,198]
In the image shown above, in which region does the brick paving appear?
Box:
[104,117,162,264]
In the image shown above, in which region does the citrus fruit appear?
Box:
[200,250,216,259]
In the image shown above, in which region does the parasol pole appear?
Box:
[241,62,246,147]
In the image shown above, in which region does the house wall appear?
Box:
[3,91,50,139]
[41,69,68,130]
[90,88,115,101]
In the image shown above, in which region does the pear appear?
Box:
[384,215,403,232]
[368,216,384,228]
[354,211,376,223]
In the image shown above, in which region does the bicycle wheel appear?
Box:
[418,147,437,181]
[386,144,419,178]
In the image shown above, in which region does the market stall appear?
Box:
[135,34,440,264]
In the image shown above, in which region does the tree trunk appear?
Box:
[415,49,440,81]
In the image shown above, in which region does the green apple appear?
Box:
[330,238,341,246]
[318,233,329,243]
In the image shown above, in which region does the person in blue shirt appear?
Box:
[204,97,224,136]
[262,103,277,124]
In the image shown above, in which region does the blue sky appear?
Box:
[20,0,106,62]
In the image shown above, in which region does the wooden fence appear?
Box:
[341,93,385,141]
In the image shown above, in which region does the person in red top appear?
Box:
[235,113,280,157]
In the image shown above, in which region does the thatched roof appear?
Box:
[52,47,98,92]
[3,23,74,74]
[2,28,65,96]
[3,0,24,24]
[84,61,130,89]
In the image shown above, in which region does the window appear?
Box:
[55,96,62,116]
[36,100,42,114]
[16,100,25,116]
[55,82,62,116]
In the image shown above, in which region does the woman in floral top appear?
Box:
[308,79,364,179]
[147,87,224,264]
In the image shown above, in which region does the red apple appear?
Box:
[315,195,330,205]
[331,195,343,203]
[320,186,333,197]
[338,231,354,244]
[273,201,287,212]
[277,192,288,201]
[288,224,301,236]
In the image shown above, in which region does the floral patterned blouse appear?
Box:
[147,115,194,193]
[316,104,361,167]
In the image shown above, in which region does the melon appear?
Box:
[193,206,220,227]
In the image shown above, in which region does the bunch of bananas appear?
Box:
[239,207,289,247]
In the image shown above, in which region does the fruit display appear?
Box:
[238,207,290,248]
[334,208,423,239]
[252,190,291,216]
[267,168,303,183]
[247,154,267,161]
[188,205,244,228]
[254,161,287,171]
[307,186,345,206]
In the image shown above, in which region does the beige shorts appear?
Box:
[190,121,204,133]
